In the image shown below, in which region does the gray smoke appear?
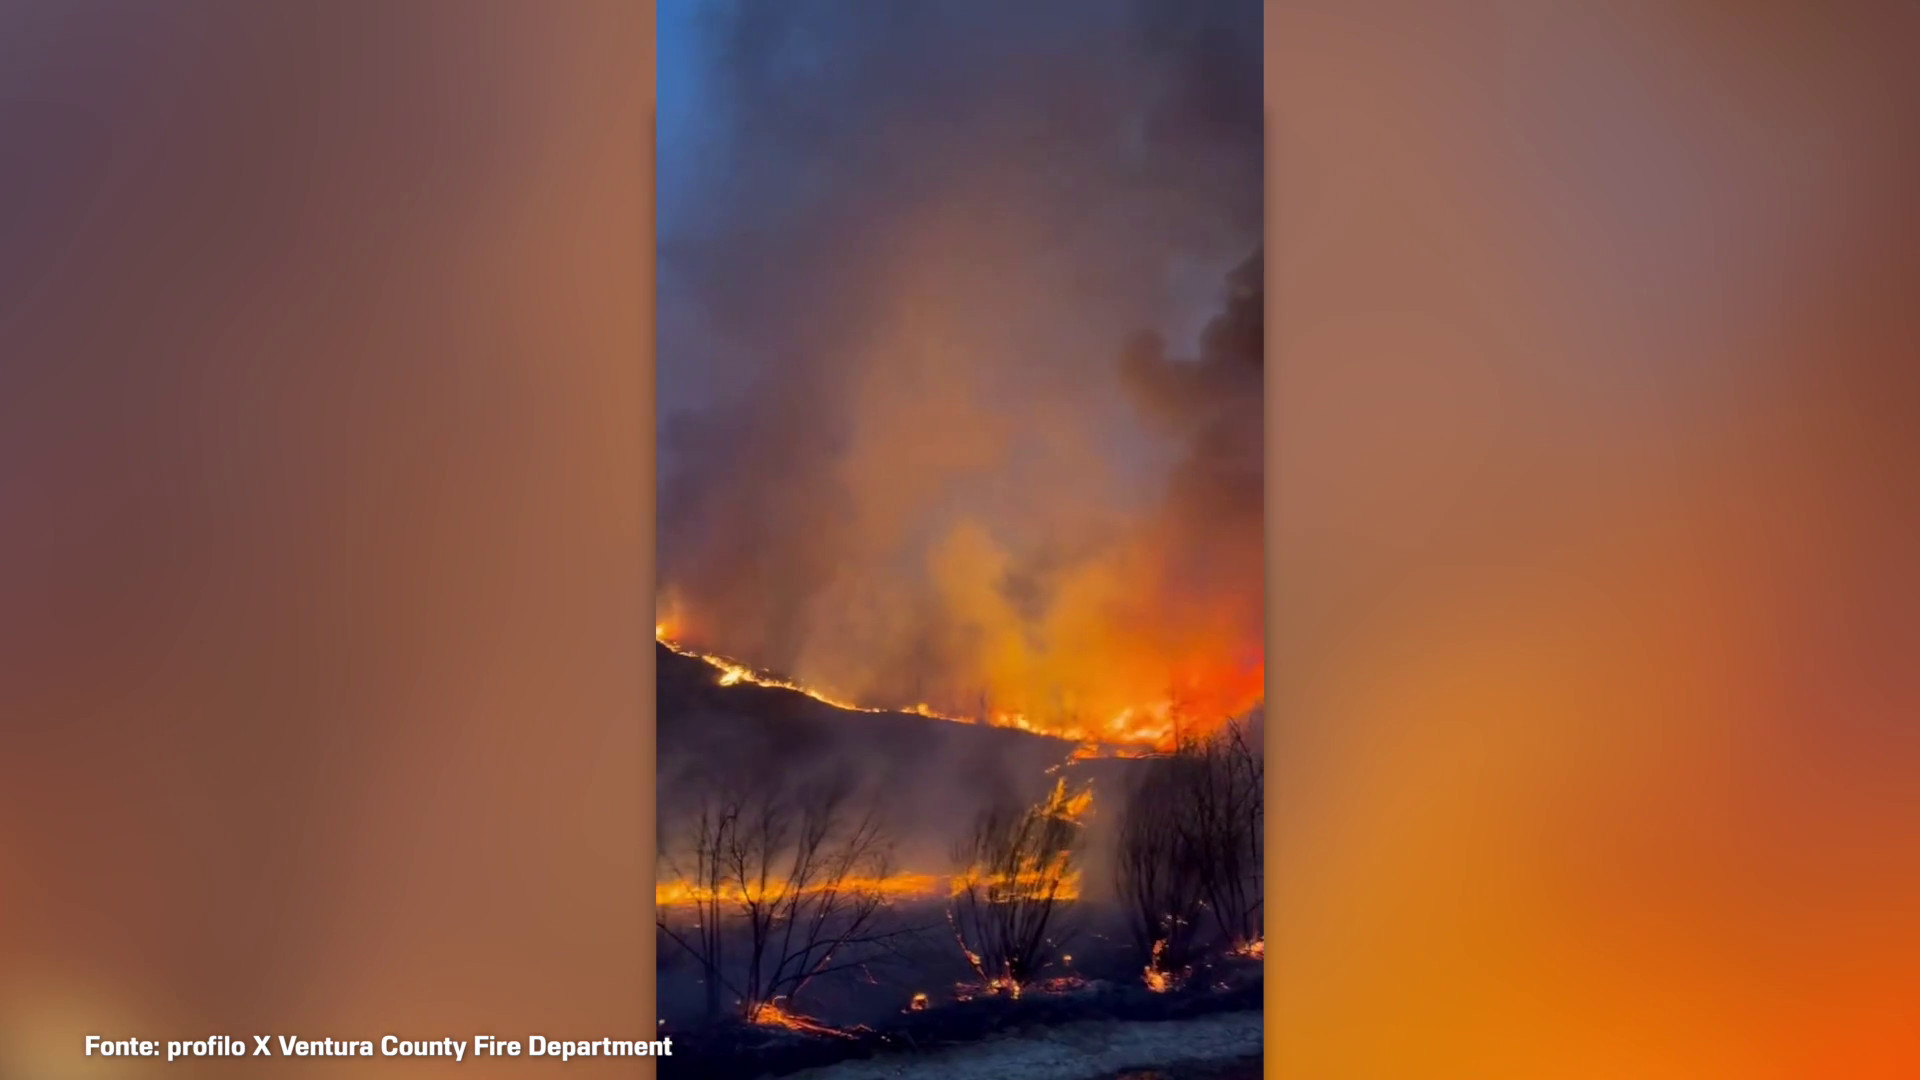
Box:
[657,0,1263,727]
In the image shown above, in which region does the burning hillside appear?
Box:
[656,0,1265,751]
[654,246,1265,755]
[653,637,1100,887]
[656,627,1230,755]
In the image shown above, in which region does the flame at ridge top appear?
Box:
[655,626,1258,753]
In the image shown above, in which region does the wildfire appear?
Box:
[949,778,1094,903]
[656,628,1246,753]
[659,633,948,719]
[1029,975,1093,994]
[952,977,1023,1002]
[1048,777,1095,823]
[1231,937,1265,959]
[749,1001,855,1039]
[950,974,1089,1003]
[1144,939,1178,993]
[657,773,1089,914]
[948,862,1083,904]
[655,872,943,908]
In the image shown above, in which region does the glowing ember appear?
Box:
[1029,975,1092,994]
[952,975,1093,1002]
[947,863,1082,902]
[953,977,1023,1002]
[1144,939,1176,993]
[906,992,929,1012]
[1231,937,1265,959]
[749,1001,856,1039]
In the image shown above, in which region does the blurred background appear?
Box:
[1266,3,1918,1076]
[0,2,652,1077]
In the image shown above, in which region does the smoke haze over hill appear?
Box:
[656,0,1264,739]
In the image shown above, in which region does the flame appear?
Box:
[660,634,963,722]
[1144,938,1183,993]
[1231,937,1265,959]
[1030,975,1092,994]
[949,778,1093,903]
[906,992,929,1012]
[949,862,1083,903]
[1049,778,1094,823]
[749,1001,855,1039]
[657,628,1251,753]
[951,974,1090,1002]
[953,977,1023,1002]
[655,872,942,908]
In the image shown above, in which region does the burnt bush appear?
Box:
[1114,720,1263,978]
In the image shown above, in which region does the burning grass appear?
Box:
[658,629,952,720]
[656,872,944,909]
[656,629,1220,754]
[661,949,1264,1080]
[652,636,1267,1068]
[948,777,1094,998]
[1144,939,1178,993]
[748,1001,859,1040]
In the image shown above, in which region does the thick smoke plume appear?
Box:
[658,0,1263,740]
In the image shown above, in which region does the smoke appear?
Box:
[658,0,1263,737]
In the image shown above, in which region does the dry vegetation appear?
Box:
[656,715,1265,1034]
[947,777,1093,996]
[657,768,921,1024]
[1115,720,1264,987]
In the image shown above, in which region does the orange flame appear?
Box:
[953,977,1024,1002]
[749,1001,855,1039]
[656,628,1254,752]
[949,778,1094,903]
[1144,938,1185,993]
[655,872,942,908]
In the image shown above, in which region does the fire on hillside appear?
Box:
[655,625,1250,757]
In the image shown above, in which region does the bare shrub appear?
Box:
[1114,717,1264,976]
[656,768,912,1022]
[1115,752,1211,976]
[1199,720,1264,948]
[948,777,1092,995]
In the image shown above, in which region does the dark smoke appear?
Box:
[658,0,1263,728]
[1119,248,1265,657]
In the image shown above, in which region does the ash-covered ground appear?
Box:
[660,927,1262,1080]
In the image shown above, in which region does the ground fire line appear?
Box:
[655,627,1244,757]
